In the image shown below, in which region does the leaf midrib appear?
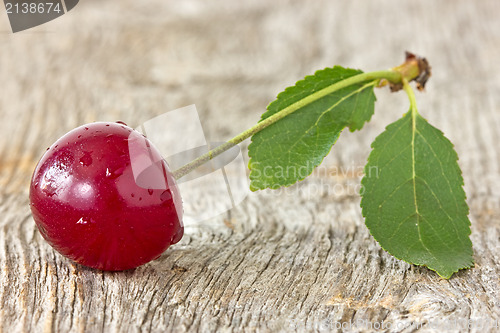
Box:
[286,81,376,154]
[374,113,461,265]
[410,105,435,260]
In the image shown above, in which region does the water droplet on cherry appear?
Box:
[79,217,96,224]
[105,166,125,179]
[79,151,93,166]
[43,183,57,197]
[160,190,172,202]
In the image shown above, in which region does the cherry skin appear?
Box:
[29,122,183,271]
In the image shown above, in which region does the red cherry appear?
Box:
[29,122,183,271]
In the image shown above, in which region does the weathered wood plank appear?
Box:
[1,0,500,332]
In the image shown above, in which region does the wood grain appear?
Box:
[1,0,500,332]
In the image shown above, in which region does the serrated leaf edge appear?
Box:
[260,66,363,121]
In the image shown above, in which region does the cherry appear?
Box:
[29,122,183,271]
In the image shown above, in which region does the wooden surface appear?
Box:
[1,0,500,332]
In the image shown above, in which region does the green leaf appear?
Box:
[248,67,376,191]
[360,110,473,278]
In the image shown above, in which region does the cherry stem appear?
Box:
[172,57,424,180]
